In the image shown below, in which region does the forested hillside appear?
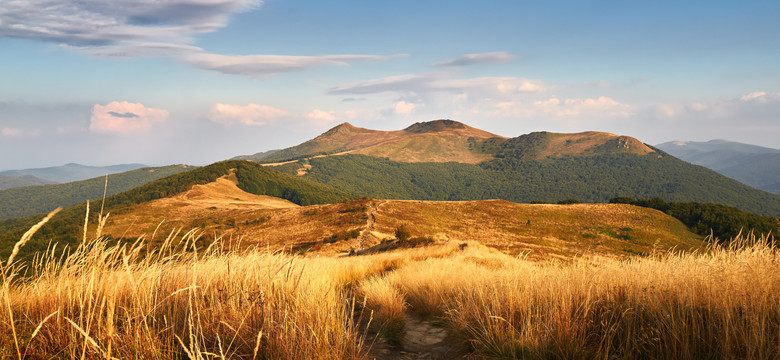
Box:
[610,197,779,240]
[282,153,780,217]
[0,165,193,220]
[0,174,55,190]
[657,140,780,194]
[0,163,147,183]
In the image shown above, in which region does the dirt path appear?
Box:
[365,315,472,360]
[355,201,473,358]
[355,201,383,250]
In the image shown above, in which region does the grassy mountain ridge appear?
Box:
[241,120,506,164]
[243,120,657,165]
[0,160,349,261]
[496,131,655,160]
[0,165,193,220]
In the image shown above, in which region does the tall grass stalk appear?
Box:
[1,211,777,359]
[1,227,370,358]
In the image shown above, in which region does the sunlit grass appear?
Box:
[1,209,777,359]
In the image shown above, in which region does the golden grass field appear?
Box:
[1,176,776,359]
[0,207,777,359]
[100,175,704,260]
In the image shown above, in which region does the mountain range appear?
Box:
[0,165,193,220]
[0,159,715,263]
[0,120,777,263]
[236,120,780,217]
[0,163,148,183]
[238,120,654,164]
[656,140,780,194]
[0,174,55,190]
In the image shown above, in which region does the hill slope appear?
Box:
[0,165,193,220]
[0,160,349,261]
[0,174,55,190]
[656,140,780,194]
[1,163,147,183]
[96,193,704,260]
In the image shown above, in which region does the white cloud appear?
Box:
[1,128,22,137]
[0,1,404,76]
[329,73,545,96]
[182,53,405,76]
[741,91,767,102]
[531,96,632,117]
[484,96,633,120]
[433,51,518,67]
[305,109,338,126]
[653,104,680,118]
[0,128,38,137]
[652,92,780,122]
[90,101,168,134]
[688,102,707,111]
[439,77,545,94]
[394,101,416,115]
[208,103,288,126]
[63,42,204,58]
[304,108,380,126]
[0,0,259,48]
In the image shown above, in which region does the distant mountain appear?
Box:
[0,165,192,220]
[1,163,148,183]
[232,149,279,161]
[248,120,780,217]
[656,140,780,194]
[0,174,55,190]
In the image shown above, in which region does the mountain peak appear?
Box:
[404,119,467,133]
[319,122,375,138]
[323,122,356,134]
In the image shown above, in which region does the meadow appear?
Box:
[0,208,778,359]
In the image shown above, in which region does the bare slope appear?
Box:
[99,178,703,260]
[103,173,298,238]
[538,131,655,158]
[246,120,507,164]
[239,120,656,165]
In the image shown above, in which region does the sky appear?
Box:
[1,0,779,170]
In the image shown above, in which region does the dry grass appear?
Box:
[369,239,780,359]
[101,188,705,260]
[374,200,704,259]
[1,209,777,359]
[1,223,366,359]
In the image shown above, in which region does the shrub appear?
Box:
[395,224,411,241]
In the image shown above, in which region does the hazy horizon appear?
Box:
[2,0,778,170]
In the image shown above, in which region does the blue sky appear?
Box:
[1,0,778,170]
